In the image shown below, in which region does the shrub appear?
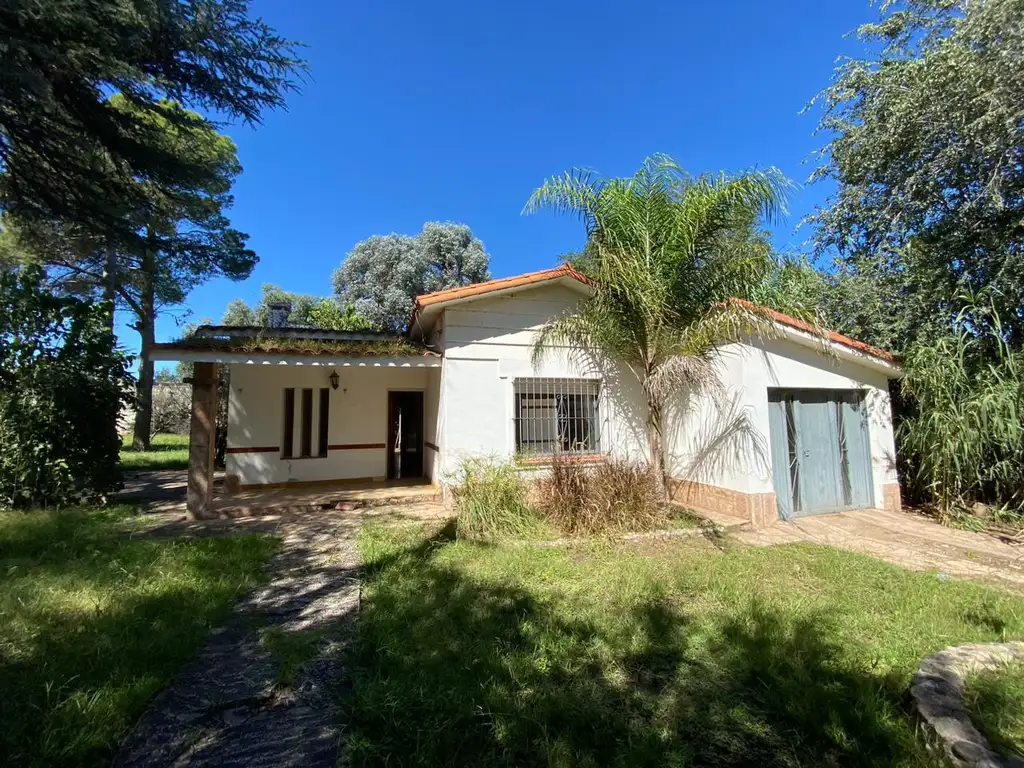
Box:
[0,266,132,507]
[537,456,665,535]
[151,382,192,435]
[452,459,541,539]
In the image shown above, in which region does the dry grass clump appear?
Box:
[537,456,666,535]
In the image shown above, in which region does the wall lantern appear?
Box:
[328,370,340,390]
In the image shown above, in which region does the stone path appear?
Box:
[735,508,1024,590]
[114,513,362,768]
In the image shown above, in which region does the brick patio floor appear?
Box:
[735,508,1024,591]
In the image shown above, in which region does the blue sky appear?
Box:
[140,0,878,351]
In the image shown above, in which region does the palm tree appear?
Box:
[525,155,792,494]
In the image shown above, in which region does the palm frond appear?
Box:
[522,168,601,232]
[527,157,813,485]
[673,301,774,358]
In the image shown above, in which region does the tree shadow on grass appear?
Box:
[349,533,939,767]
[0,508,275,768]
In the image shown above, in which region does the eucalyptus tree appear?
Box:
[334,222,491,332]
[526,155,791,492]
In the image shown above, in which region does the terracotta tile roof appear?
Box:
[408,263,896,366]
[728,298,898,364]
[413,264,594,308]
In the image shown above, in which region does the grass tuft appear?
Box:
[964,660,1024,757]
[0,505,276,768]
[259,624,332,688]
[538,456,667,535]
[451,459,547,540]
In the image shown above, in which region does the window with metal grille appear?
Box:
[513,378,601,456]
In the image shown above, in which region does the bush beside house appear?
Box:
[0,267,132,507]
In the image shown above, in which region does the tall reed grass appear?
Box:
[901,314,1024,516]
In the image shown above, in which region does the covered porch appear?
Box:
[149,325,442,519]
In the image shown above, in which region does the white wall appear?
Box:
[437,284,648,481]
[223,284,898,507]
[665,336,898,505]
[226,363,431,485]
[424,367,441,483]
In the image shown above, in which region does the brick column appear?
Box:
[186,362,218,519]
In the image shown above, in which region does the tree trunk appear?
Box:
[101,248,117,333]
[131,247,156,451]
[646,395,668,499]
[101,248,121,446]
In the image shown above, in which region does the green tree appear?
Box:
[222,284,371,329]
[750,255,830,322]
[810,0,1024,351]
[0,0,303,248]
[526,155,791,492]
[0,265,132,507]
[334,222,491,332]
[23,98,257,450]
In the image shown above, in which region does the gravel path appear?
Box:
[115,514,362,768]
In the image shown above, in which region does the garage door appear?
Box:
[767,389,874,520]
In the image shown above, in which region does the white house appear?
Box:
[151,265,902,526]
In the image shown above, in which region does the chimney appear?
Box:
[267,301,291,328]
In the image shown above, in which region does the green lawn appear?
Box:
[965,661,1024,757]
[350,523,1024,767]
[0,506,277,768]
[119,432,189,470]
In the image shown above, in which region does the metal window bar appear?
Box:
[513,377,601,457]
[835,394,855,506]
[784,395,801,513]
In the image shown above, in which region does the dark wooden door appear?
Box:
[387,391,424,480]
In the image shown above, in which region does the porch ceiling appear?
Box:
[149,327,440,367]
[148,348,442,367]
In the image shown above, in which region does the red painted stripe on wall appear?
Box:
[226,446,280,454]
[327,443,386,451]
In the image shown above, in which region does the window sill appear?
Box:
[516,454,607,467]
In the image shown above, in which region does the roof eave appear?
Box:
[409,271,595,337]
[148,347,442,367]
[771,324,903,377]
